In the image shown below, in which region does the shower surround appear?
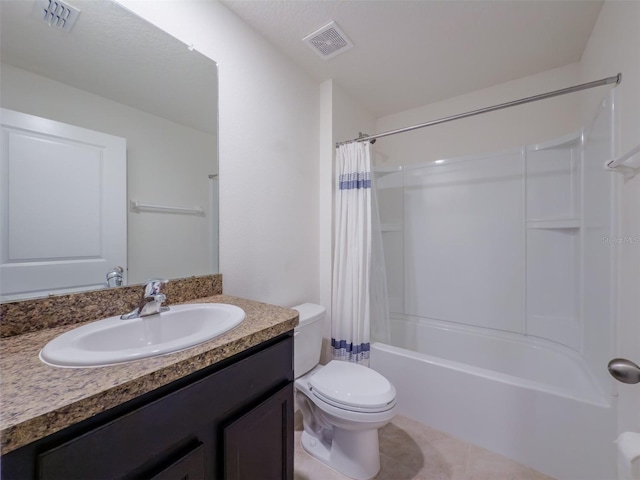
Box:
[370,93,619,480]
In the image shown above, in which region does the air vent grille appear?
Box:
[37,0,81,32]
[303,21,353,60]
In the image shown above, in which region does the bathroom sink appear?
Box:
[39,303,245,368]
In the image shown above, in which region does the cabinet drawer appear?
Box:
[149,442,205,480]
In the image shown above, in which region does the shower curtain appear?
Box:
[332,142,389,364]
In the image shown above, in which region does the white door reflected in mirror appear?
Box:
[0,109,127,301]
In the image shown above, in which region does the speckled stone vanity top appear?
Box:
[0,293,298,455]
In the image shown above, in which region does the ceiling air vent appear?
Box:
[36,0,81,32]
[303,21,353,60]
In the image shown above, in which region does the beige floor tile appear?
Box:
[378,421,425,472]
[382,415,470,479]
[375,453,426,480]
[465,445,555,480]
[293,414,555,480]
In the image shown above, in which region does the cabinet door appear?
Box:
[224,383,294,480]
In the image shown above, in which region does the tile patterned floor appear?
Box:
[294,414,556,480]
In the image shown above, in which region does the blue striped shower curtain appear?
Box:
[331,142,374,364]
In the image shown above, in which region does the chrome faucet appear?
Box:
[121,279,169,320]
[106,266,124,288]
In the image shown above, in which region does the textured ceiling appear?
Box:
[1,0,218,133]
[221,0,604,117]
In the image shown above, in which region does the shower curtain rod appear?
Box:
[335,73,622,148]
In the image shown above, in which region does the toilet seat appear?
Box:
[308,361,396,413]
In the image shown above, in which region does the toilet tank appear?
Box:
[292,303,326,378]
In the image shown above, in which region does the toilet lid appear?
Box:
[309,361,396,410]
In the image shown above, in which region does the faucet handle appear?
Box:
[121,279,169,320]
[143,278,168,298]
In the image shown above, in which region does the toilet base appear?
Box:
[301,428,381,480]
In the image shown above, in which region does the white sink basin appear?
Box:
[39,303,245,368]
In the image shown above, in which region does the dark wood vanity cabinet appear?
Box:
[2,333,294,480]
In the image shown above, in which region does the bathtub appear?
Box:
[370,315,617,480]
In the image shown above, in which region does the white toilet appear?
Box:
[292,303,397,480]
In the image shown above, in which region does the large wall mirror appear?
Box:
[0,0,219,301]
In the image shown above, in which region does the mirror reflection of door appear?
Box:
[0,108,126,300]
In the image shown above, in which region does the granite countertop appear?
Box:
[0,295,298,455]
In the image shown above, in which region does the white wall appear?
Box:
[579,0,640,437]
[375,63,582,167]
[318,80,334,360]
[332,84,377,146]
[1,63,215,284]
[118,0,321,307]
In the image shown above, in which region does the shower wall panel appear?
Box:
[525,136,581,349]
[403,152,525,334]
[581,94,617,391]
[375,169,405,313]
